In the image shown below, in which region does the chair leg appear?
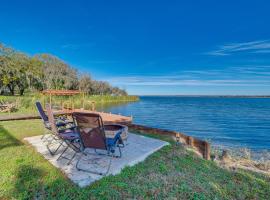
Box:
[57,145,69,161]
[67,151,77,165]
[94,146,122,158]
[42,133,55,144]
[57,141,79,165]
[94,149,108,156]
[44,133,59,144]
[76,152,112,176]
[111,146,122,158]
[57,146,77,165]
[42,133,49,142]
[41,128,53,141]
[117,145,122,158]
[41,132,46,140]
[47,139,64,156]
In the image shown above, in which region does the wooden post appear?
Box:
[82,92,85,109]
[188,136,194,147]
[49,93,52,105]
[204,141,210,160]
[43,93,46,108]
[91,101,96,111]
[176,133,181,144]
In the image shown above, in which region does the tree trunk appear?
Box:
[19,88,24,96]
[7,84,15,95]
[17,83,25,96]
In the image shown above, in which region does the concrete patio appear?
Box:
[24,133,169,187]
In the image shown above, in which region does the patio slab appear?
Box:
[24,133,169,187]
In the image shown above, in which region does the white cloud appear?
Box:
[206,40,270,56]
[108,76,270,86]
[106,66,270,87]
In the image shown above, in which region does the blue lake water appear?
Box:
[101,96,270,151]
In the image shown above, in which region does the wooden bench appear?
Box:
[0,100,16,113]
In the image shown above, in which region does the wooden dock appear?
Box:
[0,109,132,124]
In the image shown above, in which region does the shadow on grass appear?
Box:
[0,124,22,150]
[14,164,45,199]
[12,163,84,199]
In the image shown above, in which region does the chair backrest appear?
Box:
[45,104,59,134]
[35,101,48,122]
[72,112,107,150]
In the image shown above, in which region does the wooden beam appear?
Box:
[0,114,41,121]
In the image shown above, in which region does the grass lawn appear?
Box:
[0,120,269,200]
[0,94,139,115]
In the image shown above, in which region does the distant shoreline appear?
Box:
[140,95,270,98]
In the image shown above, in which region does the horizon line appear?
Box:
[135,94,270,97]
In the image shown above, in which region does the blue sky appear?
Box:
[1,0,270,95]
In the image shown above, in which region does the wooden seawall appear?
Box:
[126,123,211,160]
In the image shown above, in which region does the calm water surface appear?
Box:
[99,96,270,151]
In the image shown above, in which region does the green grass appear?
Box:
[0,120,269,199]
[0,94,139,119]
[0,94,139,114]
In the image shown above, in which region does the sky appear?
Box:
[0,0,270,95]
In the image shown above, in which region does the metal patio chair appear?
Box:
[72,112,125,175]
[35,101,75,140]
[45,104,80,164]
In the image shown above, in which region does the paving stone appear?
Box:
[24,133,169,187]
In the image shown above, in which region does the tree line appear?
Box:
[0,43,127,96]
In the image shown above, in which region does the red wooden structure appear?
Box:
[41,90,84,110]
[42,90,81,96]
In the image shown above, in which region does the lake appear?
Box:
[100,96,270,151]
